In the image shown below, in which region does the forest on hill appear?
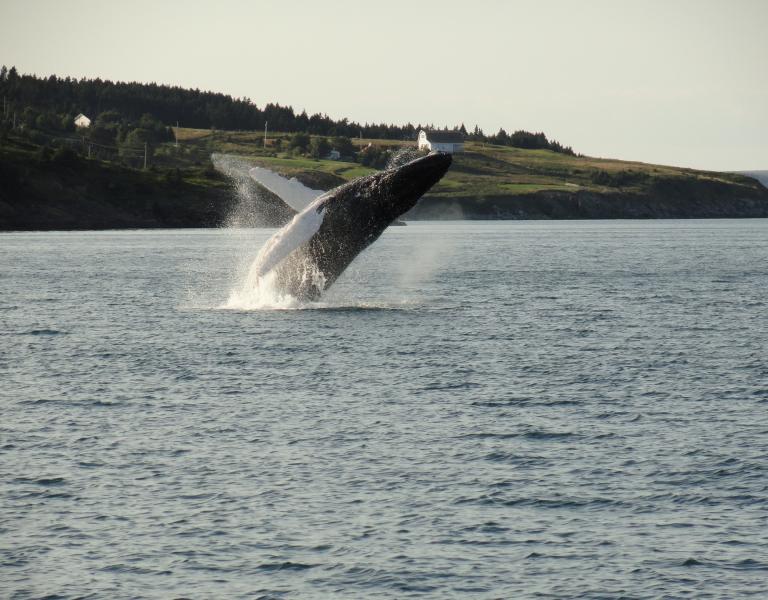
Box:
[0,65,574,155]
[2,65,767,231]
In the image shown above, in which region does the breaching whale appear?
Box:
[246,151,452,301]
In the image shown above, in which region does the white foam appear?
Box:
[222,269,302,310]
[220,200,327,310]
[248,167,323,212]
[222,254,327,311]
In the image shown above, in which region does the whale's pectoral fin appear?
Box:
[249,167,324,213]
[251,205,326,279]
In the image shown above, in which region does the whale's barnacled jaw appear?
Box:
[378,151,453,220]
[316,150,453,232]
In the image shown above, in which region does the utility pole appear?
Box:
[143,143,147,170]
[87,143,92,159]
[175,121,179,148]
[264,121,268,147]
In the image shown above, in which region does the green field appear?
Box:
[239,155,375,182]
[166,127,761,198]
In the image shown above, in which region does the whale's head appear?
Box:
[372,151,453,222]
[320,151,452,222]
[317,150,452,241]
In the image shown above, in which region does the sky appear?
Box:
[1,0,766,171]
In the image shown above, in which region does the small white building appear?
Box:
[417,129,464,153]
[74,113,91,128]
[326,149,341,160]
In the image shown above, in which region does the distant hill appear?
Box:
[3,125,768,231]
[210,130,768,220]
[0,135,233,230]
[738,171,768,187]
[0,65,572,154]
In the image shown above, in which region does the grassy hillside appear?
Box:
[0,134,233,230]
[739,171,768,187]
[167,128,766,219]
[167,126,762,198]
[2,125,767,230]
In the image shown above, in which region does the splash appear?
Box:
[222,256,326,310]
[222,269,300,310]
[211,153,294,227]
[395,225,457,292]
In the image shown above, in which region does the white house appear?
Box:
[326,149,341,160]
[74,113,91,128]
[417,129,464,153]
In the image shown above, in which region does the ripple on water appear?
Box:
[3,222,768,598]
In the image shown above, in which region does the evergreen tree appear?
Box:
[309,137,331,159]
[0,66,576,154]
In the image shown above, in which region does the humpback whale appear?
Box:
[246,151,452,301]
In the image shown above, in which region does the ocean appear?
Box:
[2,220,767,598]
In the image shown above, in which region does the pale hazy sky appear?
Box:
[1,0,766,170]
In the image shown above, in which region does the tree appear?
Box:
[120,128,153,161]
[491,128,510,145]
[357,144,392,169]
[289,132,310,153]
[510,130,548,149]
[0,66,580,154]
[331,136,355,157]
[35,111,59,131]
[89,110,123,146]
[60,114,75,132]
[137,113,172,143]
[309,137,331,159]
[21,107,39,128]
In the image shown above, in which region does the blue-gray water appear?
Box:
[2,220,767,599]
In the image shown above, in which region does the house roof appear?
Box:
[74,113,90,120]
[421,129,464,143]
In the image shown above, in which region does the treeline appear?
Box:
[272,132,414,169]
[271,132,356,159]
[483,127,573,154]
[0,66,574,154]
